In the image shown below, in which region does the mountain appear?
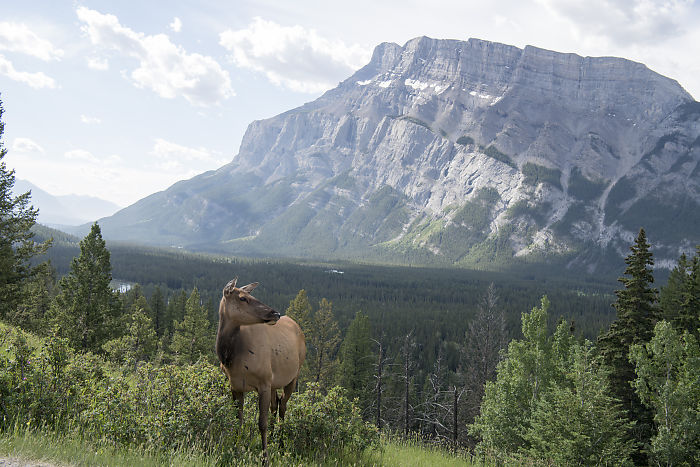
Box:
[14,179,122,227]
[96,37,700,272]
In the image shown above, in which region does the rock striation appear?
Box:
[98,37,700,272]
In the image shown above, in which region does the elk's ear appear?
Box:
[240,282,259,293]
[223,277,238,297]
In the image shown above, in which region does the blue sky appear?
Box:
[1,0,698,207]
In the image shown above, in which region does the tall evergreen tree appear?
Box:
[50,223,120,351]
[597,227,657,461]
[0,97,50,318]
[171,287,213,364]
[285,289,313,387]
[103,295,157,370]
[659,248,700,337]
[149,286,166,336]
[336,311,374,413]
[308,298,340,390]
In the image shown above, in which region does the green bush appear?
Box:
[277,383,380,460]
[1,325,381,463]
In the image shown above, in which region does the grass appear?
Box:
[0,426,217,466]
[0,427,487,466]
[380,437,473,466]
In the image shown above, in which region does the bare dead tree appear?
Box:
[462,282,507,439]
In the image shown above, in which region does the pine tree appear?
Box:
[597,227,657,462]
[50,223,120,352]
[336,311,374,413]
[659,249,700,337]
[170,287,213,364]
[285,289,312,332]
[285,289,313,387]
[0,97,50,318]
[149,286,166,336]
[308,298,340,390]
[103,295,157,370]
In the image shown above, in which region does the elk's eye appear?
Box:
[239,297,248,303]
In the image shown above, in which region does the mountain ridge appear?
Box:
[94,36,700,272]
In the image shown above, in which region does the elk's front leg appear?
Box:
[258,385,272,456]
[231,389,244,427]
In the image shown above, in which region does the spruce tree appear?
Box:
[149,286,166,336]
[597,227,657,461]
[308,298,340,390]
[50,223,120,351]
[336,311,374,412]
[285,289,313,387]
[171,287,213,364]
[0,97,50,318]
[102,295,157,370]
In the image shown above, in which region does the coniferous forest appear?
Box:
[2,99,699,465]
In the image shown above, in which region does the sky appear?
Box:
[1,0,699,208]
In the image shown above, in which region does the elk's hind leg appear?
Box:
[279,377,297,420]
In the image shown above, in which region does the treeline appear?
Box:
[31,224,617,376]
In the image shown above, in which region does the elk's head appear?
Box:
[221,277,280,325]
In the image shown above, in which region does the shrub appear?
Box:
[277,383,380,460]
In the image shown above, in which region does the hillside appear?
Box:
[94,37,700,272]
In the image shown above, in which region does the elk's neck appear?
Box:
[216,319,241,367]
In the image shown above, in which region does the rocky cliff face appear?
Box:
[99,37,700,272]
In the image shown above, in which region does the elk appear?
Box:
[216,277,306,456]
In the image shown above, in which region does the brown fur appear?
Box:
[215,277,306,457]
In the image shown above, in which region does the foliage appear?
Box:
[170,287,214,364]
[49,223,120,352]
[521,162,562,190]
[307,298,341,389]
[470,296,557,452]
[277,383,380,459]
[336,311,375,414]
[0,97,50,319]
[597,228,657,456]
[659,247,700,337]
[0,323,380,463]
[630,321,700,466]
[285,289,313,387]
[102,296,157,370]
[526,342,634,465]
[470,296,634,464]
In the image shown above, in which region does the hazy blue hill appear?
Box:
[14,179,121,227]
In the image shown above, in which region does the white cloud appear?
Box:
[76,7,234,106]
[87,56,109,70]
[0,22,64,61]
[64,149,99,163]
[80,114,102,124]
[150,138,226,169]
[219,17,371,93]
[0,54,57,89]
[536,0,694,46]
[12,137,45,153]
[169,17,182,33]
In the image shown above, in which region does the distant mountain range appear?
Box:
[14,179,121,227]
[92,37,699,273]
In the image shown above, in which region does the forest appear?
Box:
[2,98,699,465]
